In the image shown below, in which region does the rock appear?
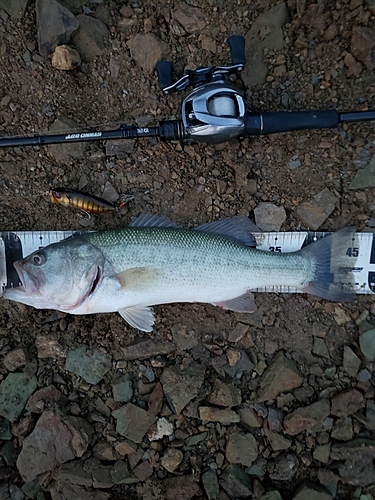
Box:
[284,399,331,435]
[202,469,220,500]
[331,416,353,441]
[163,475,200,500]
[254,203,287,231]
[256,351,303,402]
[52,44,81,70]
[296,188,338,230]
[351,27,375,70]
[331,389,365,417]
[224,349,255,378]
[105,139,135,159]
[359,327,375,359]
[112,374,133,402]
[115,440,137,456]
[171,324,199,351]
[53,460,93,487]
[17,411,93,482]
[265,429,291,451]
[47,117,90,163]
[36,0,79,57]
[0,417,11,440]
[72,14,109,62]
[344,52,363,77]
[343,346,361,377]
[199,407,240,424]
[0,373,37,422]
[102,181,119,204]
[219,464,252,498]
[292,483,333,500]
[3,347,26,371]
[313,337,329,358]
[243,3,288,86]
[269,453,299,481]
[171,2,206,34]
[120,339,176,360]
[35,335,67,359]
[65,346,111,385]
[112,403,156,443]
[93,442,118,461]
[225,431,258,467]
[364,400,375,431]
[26,384,69,413]
[258,492,283,500]
[147,417,174,441]
[161,448,183,473]
[0,0,29,18]
[206,379,242,408]
[313,444,331,464]
[148,382,164,416]
[127,33,168,75]
[349,156,375,189]
[332,306,351,326]
[160,362,205,414]
[330,439,375,486]
[238,407,262,427]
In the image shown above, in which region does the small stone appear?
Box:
[313,444,331,463]
[0,417,11,440]
[202,469,219,500]
[112,374,133,403]
[0,0,29,18]
[359,328,375,360]
[331,417,353,441]
[296,188,338,230]
[284,399,331,435]
[292,483,333,500]
[238,407,262,427]
[127,33,168,75]
[351,27,375,70]
[343,346,361,377]
[269,453,299,481]
[225,432,258,467]
[115,440,137,456]
[112,403,156,443]
[219,464,252,498]
[72,14,109,62]
[52,44,81,70]
[256,352,303,402]
[171,2,207,33]
[26,384,69,413]
[102,181,119,203]
[349,156,375,189]
[65,346,112,385]
[332,306,351,326]
[254,203,287,231]
[161,448,183,473]
[121,339,175,360]
[199,407,240,425]
[227,323,249,343]
[163,475,200,500]
[93,441,118,461]
[35,335,66,359]
[3,348,26,371]
[147,417,174,441]
[207,379,242,408]
[133,460,153,481]
[313,338,330,358]
[161,362,205,414]
[265,429,291,451]
[331,389,365,417]
[171,324,199,350]
[0,373,37,422]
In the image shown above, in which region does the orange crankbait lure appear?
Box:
[49,188,125,214]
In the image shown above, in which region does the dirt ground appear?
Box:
[0,0,375,499]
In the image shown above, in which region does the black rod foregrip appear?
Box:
[243,110,341,136]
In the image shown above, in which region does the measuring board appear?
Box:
[0,229,375,296]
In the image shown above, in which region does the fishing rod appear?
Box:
[0,35,374,148]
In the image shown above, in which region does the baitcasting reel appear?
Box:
[156,35,247,144]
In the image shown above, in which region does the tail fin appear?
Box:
[299,228,358,302]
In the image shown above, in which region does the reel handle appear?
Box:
[227,35,246,67]
[156,60,174,91]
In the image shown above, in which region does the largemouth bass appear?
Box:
[3,214,357,332]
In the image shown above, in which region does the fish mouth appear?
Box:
[10,261,40,295]
[88,266,101,296]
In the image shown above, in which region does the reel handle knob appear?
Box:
[227,35,246,68]
[156,60,174,91]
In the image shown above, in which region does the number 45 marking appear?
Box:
[346,247,359,257]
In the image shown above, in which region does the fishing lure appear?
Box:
[49,188,125,214]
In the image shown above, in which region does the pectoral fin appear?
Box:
[213,291,257,313]
[118,305,155,332]
[112,267,163,291]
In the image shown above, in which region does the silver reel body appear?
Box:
[181,82,246,144]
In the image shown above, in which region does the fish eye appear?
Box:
[54,192,62,199]
[33,252,45,265]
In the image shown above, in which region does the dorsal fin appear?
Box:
[195,217,259,247]
[129,213,181,228]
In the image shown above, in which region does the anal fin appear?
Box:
[118,306,155,332]
[212,291,257,313]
